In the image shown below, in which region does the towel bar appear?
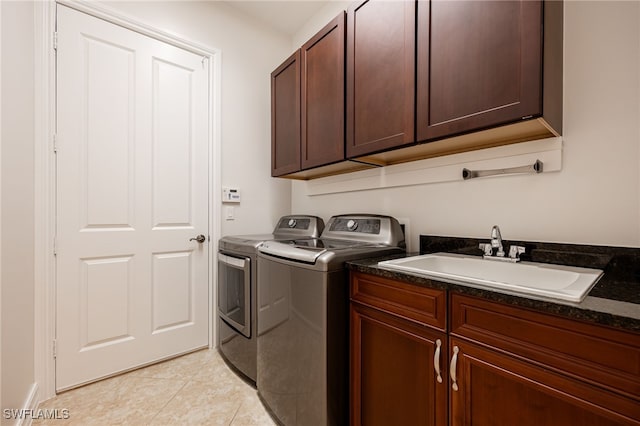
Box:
[462,160,543,180]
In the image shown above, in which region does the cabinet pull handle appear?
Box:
[434,339,443,383]
[450,346,460,391]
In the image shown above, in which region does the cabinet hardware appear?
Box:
[434,339,443,383]
[450,346,459,391]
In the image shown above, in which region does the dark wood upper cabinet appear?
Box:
[271,13,354,178]
[416,0,552,141]
[301,13,346,170]
[271,50,301,177]
[346,0,415,158]
[272,0,563,178]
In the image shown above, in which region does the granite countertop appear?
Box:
[347,235,640,333]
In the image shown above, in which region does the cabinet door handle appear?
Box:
[434,339,443,383]
[450,345,460,391]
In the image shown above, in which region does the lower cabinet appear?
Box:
[449,292,640,426]
[350,272,447,426]
[350,272,640,426]
[449,338,639,425]
[350,303,447,426]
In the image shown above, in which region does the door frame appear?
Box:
[34,0,222,402]
[0,0,3,412]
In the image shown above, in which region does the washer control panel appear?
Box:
[330,218,381,234]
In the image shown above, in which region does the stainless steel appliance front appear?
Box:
[257,256,348,426]
[217,253,251,338]
[217,215,325,384]
[257,214,405,425]
[218,248,258,382]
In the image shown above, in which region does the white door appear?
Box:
[56,5,209,391]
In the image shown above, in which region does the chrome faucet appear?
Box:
[479,225,525,262]
[490,225,505,257]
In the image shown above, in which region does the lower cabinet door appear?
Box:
[350,302,447,426]
[449,338,640,426]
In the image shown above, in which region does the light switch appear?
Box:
[225,206,235,220]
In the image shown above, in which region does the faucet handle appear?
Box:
[508,245,526,260]
[479,243,493,256]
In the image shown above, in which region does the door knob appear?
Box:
[190,234,206,243]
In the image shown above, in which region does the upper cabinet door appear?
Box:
[346,0,416,158]
[417,0,543,141]
[301,13,346,170]
[271,50,301,177]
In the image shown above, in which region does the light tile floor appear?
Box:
[34,349,276,425]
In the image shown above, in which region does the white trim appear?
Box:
[209,43,222,349]
[34,0,57,403]
[15,383,39,426]
[34,0,222,401]
[0,0,3,412]
[303,137,563,196]
[57,0,216,58]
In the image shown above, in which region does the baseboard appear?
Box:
[11,383,39,426]
[6,382,70,425]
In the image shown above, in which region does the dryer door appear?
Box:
[218,253,251,337]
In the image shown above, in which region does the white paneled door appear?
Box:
[56,5,209,390]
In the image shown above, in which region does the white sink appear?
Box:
[377,252,604,303]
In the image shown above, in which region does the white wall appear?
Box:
[291,0,351,49]
[0,0,294,413]
[291,1,640,249]
[1,0,36,421]
[101,1,293,236]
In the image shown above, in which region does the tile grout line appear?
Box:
[227,400,243,426]
[144,357,206,425]
[35,350,266,425]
